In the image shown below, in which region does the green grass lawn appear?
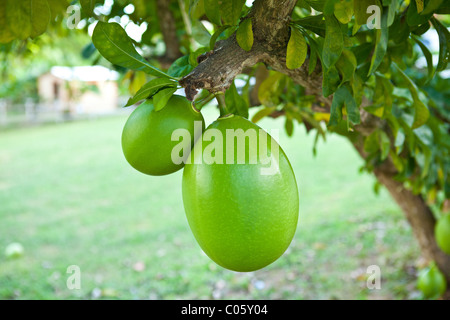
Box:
[0,106,421,300]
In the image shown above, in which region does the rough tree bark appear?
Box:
[179,0,450,293]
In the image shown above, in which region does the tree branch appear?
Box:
[179,0,298,99]
[262,49,330,108]
[179,36,266,99]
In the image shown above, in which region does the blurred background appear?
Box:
[0,1,448,300]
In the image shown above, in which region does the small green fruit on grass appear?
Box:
[5,242,24,259]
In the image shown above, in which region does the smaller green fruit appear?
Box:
[5,242,24,259]
[417,262,447,299]
[435,214,450,255]
[121,95,205,176]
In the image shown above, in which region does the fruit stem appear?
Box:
[215,92,229,117]
[193,93,215,111]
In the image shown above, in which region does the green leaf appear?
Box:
[329,84,360,126]
[380,75,394,109]
[81,43,97,59]
[394,128,405,154]
[387,0,397,27]
[351,73,364,107]
[131,0,147,19]
[80,0,102,16]
[411,100,431,130]
[364,130,391,160]
[354,0,380,25]
[210,25,231,50]
[344,96,360,126]
[336,49,357,83]
[5,0,52,39]
[322,66,340,97]
[413,125,434,146]
[323,15,343,69]
[350,43,371,65]
[258,72,285,106]
[30,0,51,38]
[204,0,222,25]
[125,78,178,107]
[220,0,245,25]
[323,0,340,15]
[251,107,277,123]
[189,47,209,67]
[305,0,326,11]
[422,0,444,15]
[412,22,431,36]
[379,131,391,160]
[368,10,389,76]
[334,0,354,24]
[418,145,432,178]
[47,0,70,19]
[309,45,318,75]
[0,2,15,43]
[168,55,194,78]
[389,15,411,44]
[407,0,433,26]
[6,1,30,39]
[236,18,253,52]
[416,0,424,13]
[306,33,322,73]
[189,0,205,19]
[153,87,178,112]
[352,22,361,36]
[225,81,249,118]
[431,18,450,72]
[365,105,385,118]
[192,20,212,46]
[393,63,430,129]
[412,35,435,84]
[92,22,175,80]
[285,118,294,137]
[286,28,307,70]
[364,130,380,154]
[292,15,326,37]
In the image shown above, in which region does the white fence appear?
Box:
[0,98,129,128]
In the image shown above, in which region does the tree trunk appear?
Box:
[156,0,182,67]
[352,137,450,298]
[374,169,450,280]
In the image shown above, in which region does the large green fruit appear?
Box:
[435,214,450,255]
[121,95,205,176]
[182,115,299,272]
[417,262,447,299]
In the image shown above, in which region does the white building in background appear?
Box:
[38,65,120,115]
